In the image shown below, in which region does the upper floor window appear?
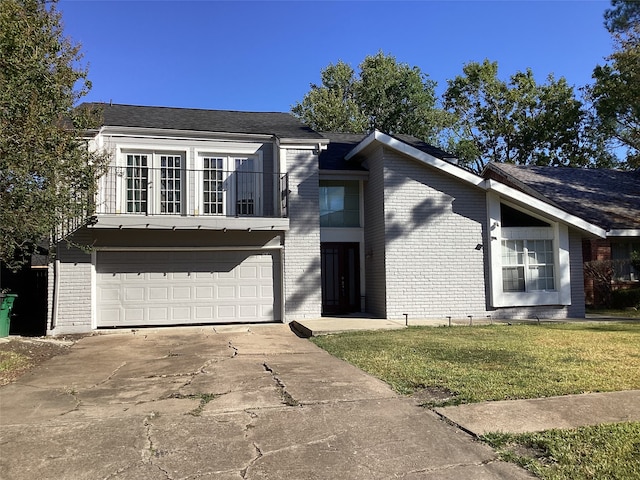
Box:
[320,180,360,228]
[199,154,262,217]
[125,152,183,214]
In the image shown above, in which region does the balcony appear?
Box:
[91,165,289,231]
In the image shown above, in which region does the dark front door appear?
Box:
[321,243,360,315]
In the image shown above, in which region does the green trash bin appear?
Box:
[0,294,17,338]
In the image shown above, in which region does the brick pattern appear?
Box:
[363,148,387,317]
[283,149,322,320]
[47,231,93,335]
[380,148,488,320]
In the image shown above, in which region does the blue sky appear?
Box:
[59,0,615,113]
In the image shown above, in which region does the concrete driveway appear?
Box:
[0,325,532,479]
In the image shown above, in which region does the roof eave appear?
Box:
[607,229,640,237]
[98,125,276,141]
[345,130,484,187]
[485,179,607,238]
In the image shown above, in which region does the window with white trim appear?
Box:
[502,239,555,292]
[123,152,185,215]
[199,154,262,216]
[488,195,571,308]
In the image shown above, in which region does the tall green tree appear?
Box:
[292,61,367,133]
[590,4,640,168]
[443,60,613,171]
[604,0,640,33]
[0,0,107,270]
[292,52,453,144]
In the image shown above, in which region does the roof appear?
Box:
[83,103,325,140]
[319,131,458,171]
[483,162,640,231]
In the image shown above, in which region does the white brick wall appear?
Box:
[380,148,488,320]
[47,230,93,335]
[363,148,387,317]
[283,149,322,320]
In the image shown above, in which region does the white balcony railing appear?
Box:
[95,166,288,218]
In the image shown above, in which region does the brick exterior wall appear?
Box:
[363,148,387,318]
[283,148,322,320]
[379,147,488,320]
[363,145,588,322]
[47,230,93,335]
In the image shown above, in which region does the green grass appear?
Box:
[312,323,640,480]
[483,422,640,480]
[311,323,640,404]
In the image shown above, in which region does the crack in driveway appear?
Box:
[262,362,300,407]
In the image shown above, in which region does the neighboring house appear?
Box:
[47,104,609,335]
[482,162,640,306]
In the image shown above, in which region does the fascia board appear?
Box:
[344,131,377,159]
[345,130,485,187]
[607,229,640,237]
[485,179,606,238]
[278,138,329,147]
[99,126,275,141]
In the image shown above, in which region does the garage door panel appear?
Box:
[96,251,278,327]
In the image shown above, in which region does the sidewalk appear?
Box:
[290,315,639,337]
[434,390,640,436]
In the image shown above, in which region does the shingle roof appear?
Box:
[319,131,459,171]
[484,162,640,231]
[84,103,325,140]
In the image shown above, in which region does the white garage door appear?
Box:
[96,251,278,327]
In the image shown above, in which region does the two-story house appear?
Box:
[47,104,608,335]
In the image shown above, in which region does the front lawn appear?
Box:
[311,322,640,404]
[311,322,640,480]
[484,422,640,480]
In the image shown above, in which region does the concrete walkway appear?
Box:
[435,390,640,436]
[0,325,534,480]
[291,315,639,337]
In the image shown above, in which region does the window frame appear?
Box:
[196,152,263,217]
[611,241,640,282]
[319,180,361,228]
[121,150,186,215]
[487,195,571,307]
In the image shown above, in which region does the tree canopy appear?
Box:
[604,0,640,33]
[443,60,614,171]
[0,0,106,270]
[591,3,640,169]
[292,52,453,144]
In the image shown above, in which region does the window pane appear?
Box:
[502,237,556,292]
[202,157,224,216]
[503,266,525,292]
[161,155,182,214]
[319,180,360,227]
